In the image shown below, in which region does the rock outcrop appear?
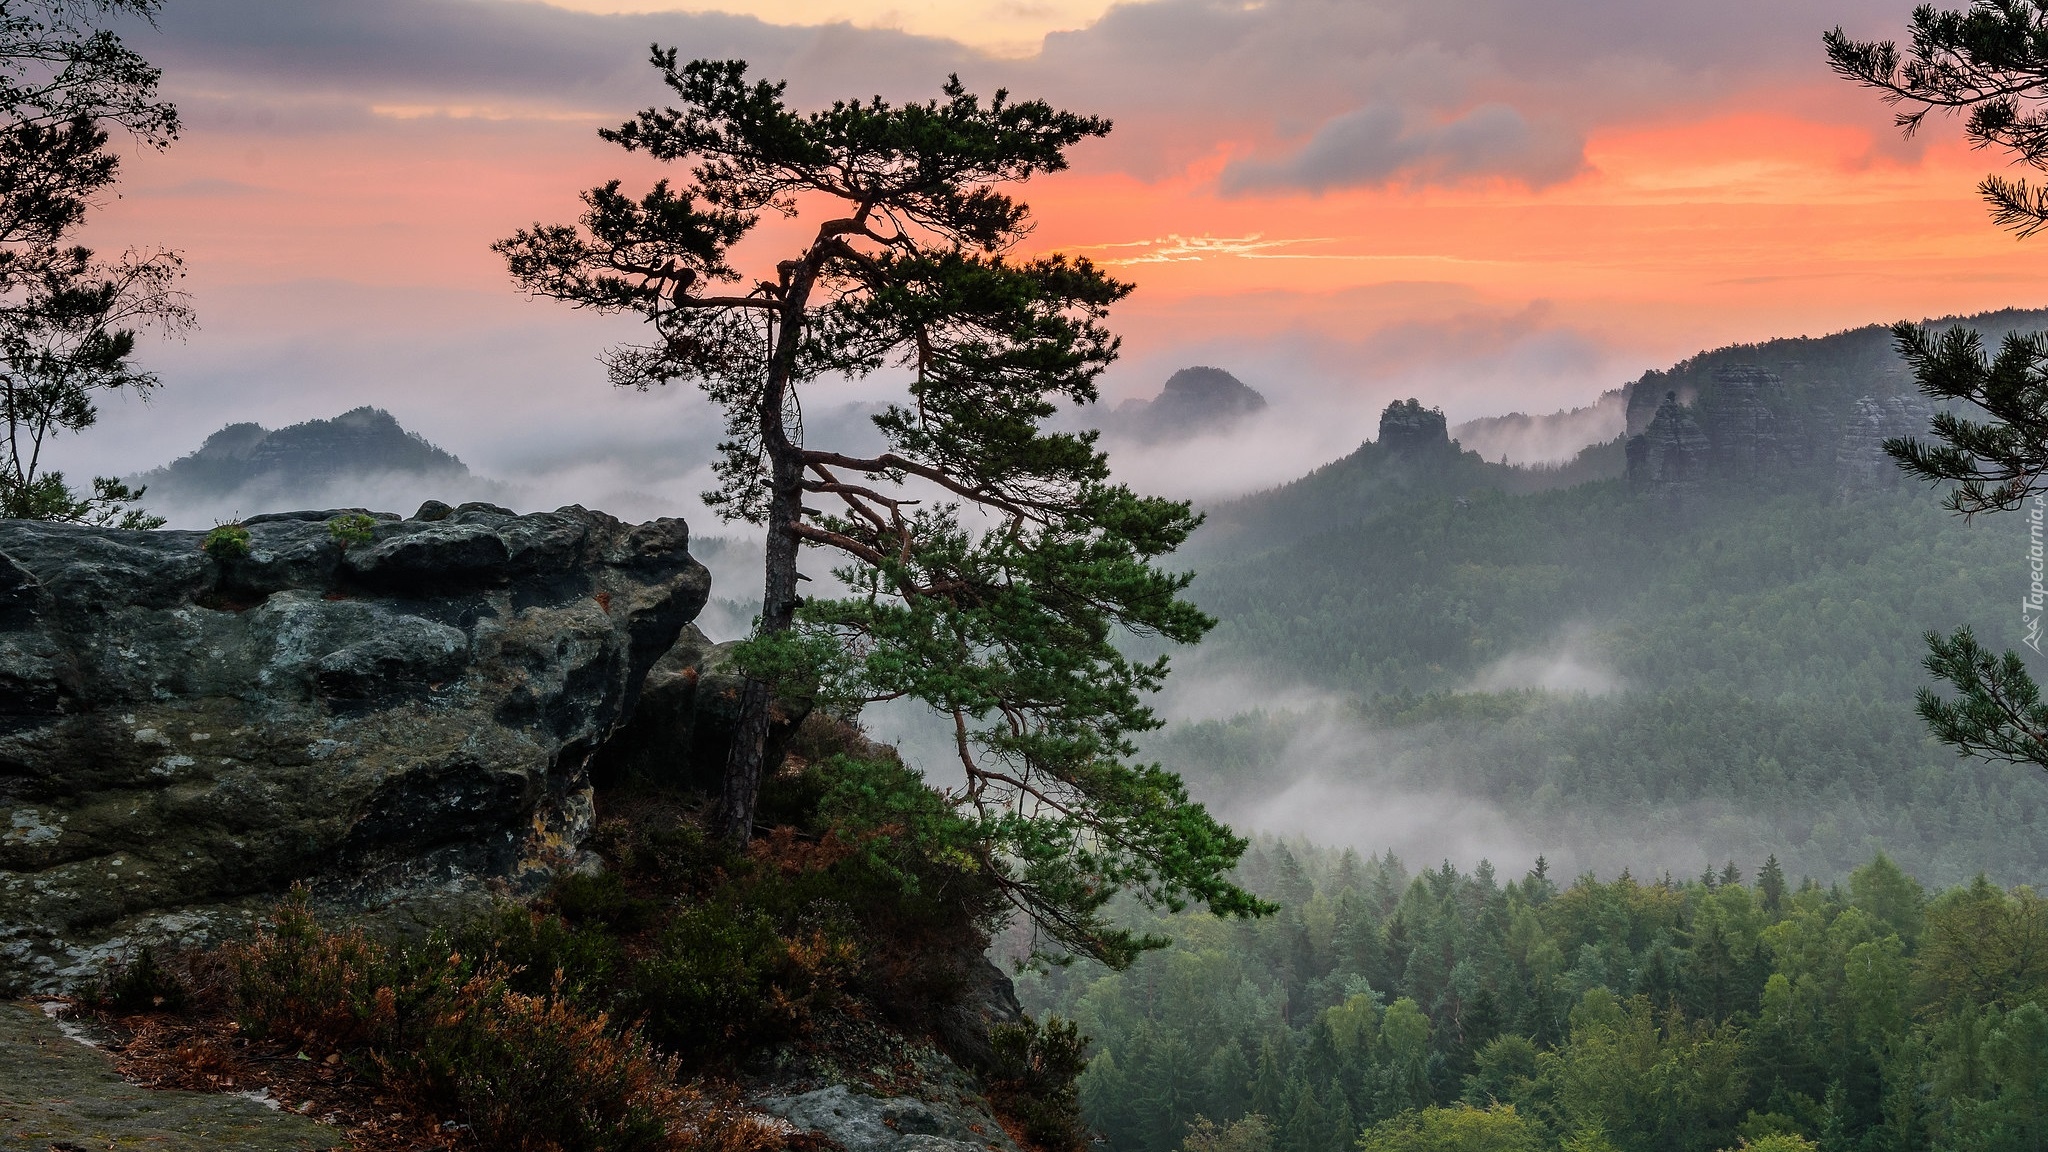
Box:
[1836,394,1934,494]
[1696,365,1806,474]
[590,622,813,794]
[0,503,708,991]
[1625,392,1711,494]
[760,1082,1023,1152]
[1378,398,1451,454]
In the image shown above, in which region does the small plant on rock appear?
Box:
[326,513,376,549]
[84,944,190,1014]
[201,522,250,560]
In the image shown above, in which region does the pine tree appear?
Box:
[1280,1079,1326,1152]
[498,52,1266,965]
[1250,1037,1291,1122]
[1203,1041,1254,1122]
[1758,855,1787,913]
[1323,1087,1356,1152]
[1828,4,2048,780]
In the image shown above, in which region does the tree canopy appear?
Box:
[0,0,189,527]
[498,53,1267,965]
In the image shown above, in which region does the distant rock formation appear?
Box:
[1625,364,1831,492]
[1103,366,1267,442]
[1836,394,1934,494]
[1696,365,1807,474]
[1378,398,1451,454]
[1625,392,1710,494]
[0,503,709,991]
[129,407,504,525]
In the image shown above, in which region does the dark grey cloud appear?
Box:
[113,0,1918,182]
[122,0,970,131]
[1219,102,1585,194]
[157,0,744,91]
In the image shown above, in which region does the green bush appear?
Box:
[460,902,628,1003]
[86,945,189,1014]
[326,513,376,549]
[985,1015,1091,1152]
[201,522,250,559]
[549,870,656,933]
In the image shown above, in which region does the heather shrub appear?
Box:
[550,869,656,932]
[85,944,190,1013]
[227,886,408,1048]
[223,889,781,1151]
[460,901,628,1002]
[631,897,853,1059]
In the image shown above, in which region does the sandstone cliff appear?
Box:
[0,502,708,991]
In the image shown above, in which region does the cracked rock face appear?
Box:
[1697,364,1807,474]
[0,503,708,992]
[1836,394,1934,495]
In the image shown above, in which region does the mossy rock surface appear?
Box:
[0,1001,342,1150]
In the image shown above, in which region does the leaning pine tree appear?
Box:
[496,53,1268,965]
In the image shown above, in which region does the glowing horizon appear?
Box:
[53,0,2048,512]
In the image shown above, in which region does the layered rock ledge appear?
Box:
[0,503,708,991]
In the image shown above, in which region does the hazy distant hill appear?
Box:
[1192,397,1623,558]
[131,407,508,524]
[1148,307,2048,886]
[1193,305,2048,562]
[1100,366,1267,442]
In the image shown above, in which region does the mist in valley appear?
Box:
[116,297,2048,889]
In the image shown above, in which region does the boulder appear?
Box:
[758,1082,1022,1152]
[0,503,708,992]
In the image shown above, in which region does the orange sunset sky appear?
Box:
[60,0,2048,519]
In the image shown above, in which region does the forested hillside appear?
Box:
[1167,477,2045,886]
[1058,306,2048,1149]
[1019,843,2048,1152]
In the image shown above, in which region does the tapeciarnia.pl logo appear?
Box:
[2028,495,2046,654]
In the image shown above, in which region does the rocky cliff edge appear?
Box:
[0,502,709,992]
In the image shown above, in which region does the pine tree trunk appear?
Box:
[713,245,825,847]
[714,292,810,845]
[714,446,802,847]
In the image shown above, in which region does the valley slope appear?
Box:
[1159,308,2048,887]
